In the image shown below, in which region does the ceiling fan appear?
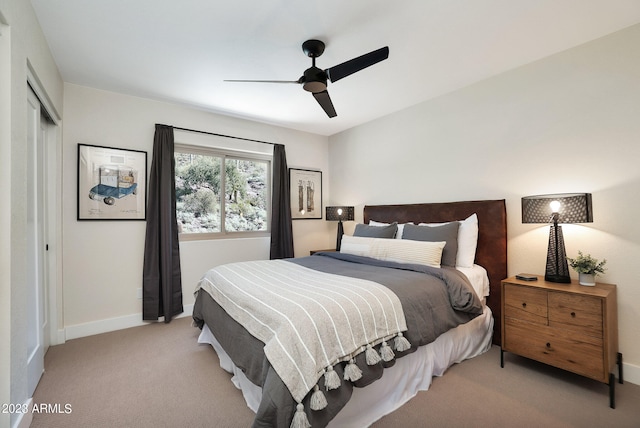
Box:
[225,40,389,118]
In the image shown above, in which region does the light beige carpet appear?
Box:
[31,316,640,427]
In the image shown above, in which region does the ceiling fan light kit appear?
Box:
[225,39,389,118]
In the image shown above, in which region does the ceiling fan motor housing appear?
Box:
[302,67,327,93]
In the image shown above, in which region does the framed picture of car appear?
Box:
[77,144,147,220]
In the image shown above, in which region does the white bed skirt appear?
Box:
[198,306,494,427]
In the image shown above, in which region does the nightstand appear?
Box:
[310,249,336,255]
[500,275,623,408]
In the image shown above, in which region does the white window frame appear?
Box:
[175,142,272,241]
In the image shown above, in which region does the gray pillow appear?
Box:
[354,222,398,239]
[402,222,459,267]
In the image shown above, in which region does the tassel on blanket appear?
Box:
[290,403,311,428]
[324,365,341,390]
[365,344,382,365]
[380,340,395,362]
[394,332,411,352]
[343,358,363,382]
[310,385,328,411]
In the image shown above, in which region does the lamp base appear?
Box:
[545,224,571,283]
[544,273,571,283]
[336,220,344,251]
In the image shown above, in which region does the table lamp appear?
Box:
[521,193,593,283]
[325,206,354,251]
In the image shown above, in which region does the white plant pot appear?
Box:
[579,273,596,286]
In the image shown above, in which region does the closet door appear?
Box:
[26,86,49,396]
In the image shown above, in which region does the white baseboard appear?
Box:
[622,359,640,386]
[13,397,32,428]
[64,304,194,341]
[55,328,66,345]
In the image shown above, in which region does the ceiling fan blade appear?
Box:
[313,90,337,118]
[224,79,301,84]
[326,46,389,83]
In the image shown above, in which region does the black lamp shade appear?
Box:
[326,206,355,221]
[326,206,354,251]
[522,193,593,224]
[521,193,593,284]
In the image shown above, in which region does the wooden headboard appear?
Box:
[363,199,507,345]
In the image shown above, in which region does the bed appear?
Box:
[192,199,507,427]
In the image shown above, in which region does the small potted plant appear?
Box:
[567,251,607,286]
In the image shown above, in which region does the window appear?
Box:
[175,144,271,239]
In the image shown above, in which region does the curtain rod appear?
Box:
[157,124,277,146]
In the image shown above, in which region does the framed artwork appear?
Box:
[289,168,322,220]
[77,144,147,220]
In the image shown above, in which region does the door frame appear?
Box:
[27,64,63,346]
[0,14,12,428]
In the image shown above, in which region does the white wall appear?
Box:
[2,0,65,426]
[329,24,640,383]
[61,84,332,336]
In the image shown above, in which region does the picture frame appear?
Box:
[289,168,322,220]
[77,144,147,220]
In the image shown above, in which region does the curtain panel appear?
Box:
[142,124,183,322]
[270,144,294,259]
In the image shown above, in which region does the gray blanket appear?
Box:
[192,252,483,427]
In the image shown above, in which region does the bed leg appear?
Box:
[500,347,504,368]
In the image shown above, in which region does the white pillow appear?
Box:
[418,213,478,268]
[341,235,445,268]
[368,220,410,239]
[339,235,374,257]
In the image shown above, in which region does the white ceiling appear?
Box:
[31,0,640,136]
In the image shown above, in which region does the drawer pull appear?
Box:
[571,312,576,317]
[522,302,527,308]
[546,342,551,348]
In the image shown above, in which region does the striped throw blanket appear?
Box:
[196,259,408,406]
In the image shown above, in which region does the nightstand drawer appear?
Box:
[503,283,547,325]
[504,321,605,381]
[549,292,603,337]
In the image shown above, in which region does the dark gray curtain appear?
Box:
[142,124,183,322]
[270,144,294,259]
